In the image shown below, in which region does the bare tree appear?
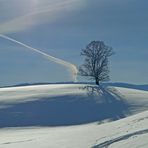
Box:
[79,41,114,85]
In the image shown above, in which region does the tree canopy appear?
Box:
[79,41,114,85]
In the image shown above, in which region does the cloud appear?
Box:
[0,0,85,34]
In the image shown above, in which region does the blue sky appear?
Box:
[0,0,148,86]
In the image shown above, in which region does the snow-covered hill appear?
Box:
[93,110,148,148]
[0,84,148,147]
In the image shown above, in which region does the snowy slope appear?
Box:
[93,110,148,148]
[0,110,147,148]
[0,84,148,148]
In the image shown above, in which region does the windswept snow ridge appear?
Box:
[0,34,78,81]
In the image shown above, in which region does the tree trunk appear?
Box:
[95,78,99,85]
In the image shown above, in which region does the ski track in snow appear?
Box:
[1,139,34,145]
[93,129,148,148]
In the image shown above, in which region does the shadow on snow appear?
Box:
[0,86,130,127]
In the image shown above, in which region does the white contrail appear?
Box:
[0,34,78,81]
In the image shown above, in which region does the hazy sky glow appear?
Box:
[0,0,84,34]
[0,0,148,86]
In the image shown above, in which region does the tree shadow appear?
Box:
[0,86,129,128]
[82,85,130,118]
